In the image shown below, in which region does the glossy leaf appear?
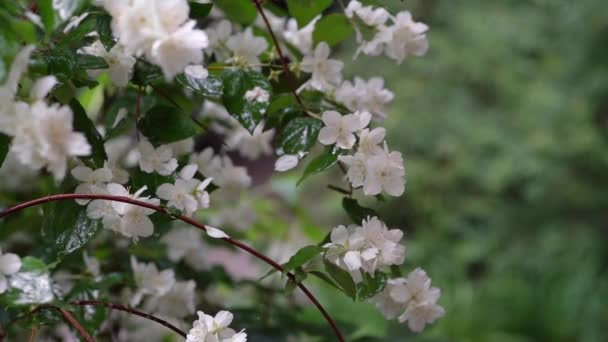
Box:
[176,73,223,99]
[276,117,322,154]
[190,2,213,19]
[222,69,272,132]
[324,260,357,300]
[282,245,324,274]
[214,0,257,25]
[298,145,342,185]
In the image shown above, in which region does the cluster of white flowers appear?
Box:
[186,310,247,342]
[0,46,91,181]
[335,77,395,121]
[299,42,344,92]
[98,0,209,80]
[156,164,213,217]
[371,268,445,333]
[324,217,405,282]
[81,40,136,87]
[346,0,429,64]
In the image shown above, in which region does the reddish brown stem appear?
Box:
[252,0,307,112]
[58,308,95,342]
[0,193,345,342]
[70,301,186,338]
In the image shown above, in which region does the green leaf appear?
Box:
[276,117,322,154]
[190,2,213,19]
[287,0,332,27]
[76,54,109,70]
[60,15,97,48]
[70,99,107,168]
[342,198,379,224]
[357,272,387,300]
[282,245,323,274]
[265,93,302,131]
[0,133,10,167]
[176,73,223,99]
[41,200,103,264]
[96,14,115,50]
[323,259,357,300]
[313,14,354,47]
[21,256,49,273]
[38,0,59,32]
[137,105,200,145]
[298,145,342,185]
[214,0,257,25]
[309,271,342,291]
[222,69,272,133]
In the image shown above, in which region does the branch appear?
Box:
[70,301,186,338]
[58,308,95,342]
[252,0,307,112]
[0,194,345,342]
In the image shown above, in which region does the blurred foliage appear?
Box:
[317,0,608,340]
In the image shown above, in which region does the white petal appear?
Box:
[0,253,21,275]
[179,164,198,180]
[30,76,57,100]
[0,274,6,294]
[274,154,299,172]
[318,127,337,145]
[343,251,362,271]
[71,166,92,182]
[206,226,229,239]
[214,310,234,328]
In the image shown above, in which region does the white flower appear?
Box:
[87,184,160,240]
[190,147,222,178]
[168,138,195,156]
[156,164,213,216]
[144,280,196,318]
[150,20,209,80]
[335,77,394,120]
[81,40,136,87]
[13,100,91,181]
[226,28,268,67]
[369,278,408,320]
[71,165,113,205]
[345,1,390,27]
[186,310,247,342]
[244,86,270,103]
[357,127,386,156]
[207,20,232,60]
[382,11,429,64]
[0,249,21,294]
[137,140,178,176]
[387,268,445,332]
[162,227,205,264]
[360,217,405,268]
[363,147,405,196]
[318,111,361,149]
[212,156,251,192]
[227,124,274,160]
[337,152,367,187]
[185,64,209,79]
[284,16,320,54]
[324,225,377,274]
[274,154,299,172]
[130,256,176,306]
[299,42,343,91]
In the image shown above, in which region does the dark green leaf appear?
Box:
[76,54,109,70]
[96,14,116,50]
[342,197,379,224]
[137,105,200,145]
[61,15,97,48]
[276,117,322,154]
[265,93,302,131]
[132,60,164,86]
[70,99,107,168]
[41,200,102,264]
[0,133,10,167]
[323,259,357,300]
[38,0,58,32]
[313,14,354,47]
[390,265,403,278]
[176,73,223,98]
[190,2,213,19]
[357,272,387,300]
[214,0,257,25]
[282,245,323,273]
[298,145,342,185]
[222,69,272,132]
[287,0,332,27]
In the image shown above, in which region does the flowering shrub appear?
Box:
[0,0,443,340]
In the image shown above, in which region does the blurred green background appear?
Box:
[297,0,608,340]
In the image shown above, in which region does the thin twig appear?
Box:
[252,0,307,112]
[58,308,95,342]
[28,325,37,342]
[70,301,186,338]
[0,194,345,342]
